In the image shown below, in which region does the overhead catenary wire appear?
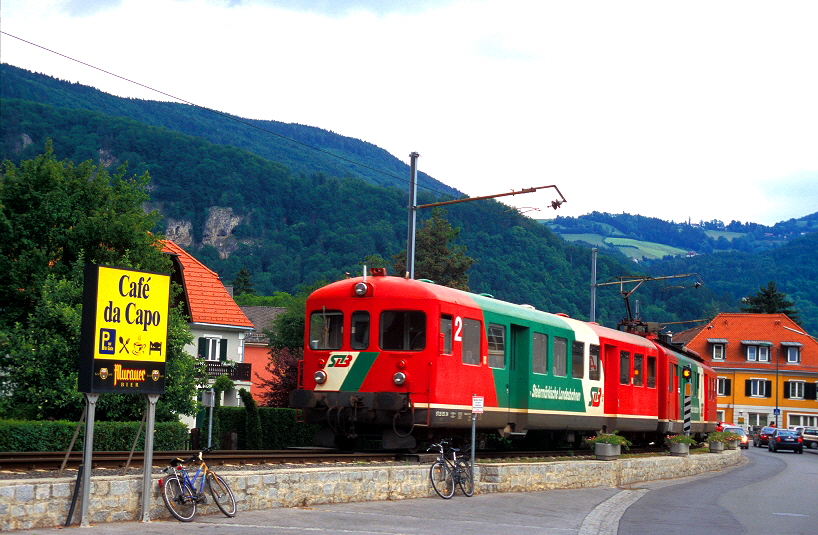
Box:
[1,31,460,200]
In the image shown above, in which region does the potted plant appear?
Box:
[665,434,697,457]
[706,431,738,453]
[584,431,632,460]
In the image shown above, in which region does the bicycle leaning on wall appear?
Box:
[159,446,237,522]
[428,439,474,498]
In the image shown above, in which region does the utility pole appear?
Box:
[405,155,567,279]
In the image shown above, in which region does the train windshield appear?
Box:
[380,310,426,350]
[309,309,343,350]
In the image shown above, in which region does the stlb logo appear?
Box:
[328,354,353,367]
[99,328,116,354]
[589,386,603,407]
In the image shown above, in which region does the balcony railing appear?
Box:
[205,361,252,382]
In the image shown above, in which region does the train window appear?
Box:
[619,351,630,385]
[589,344,600,381]
[350,311,370,350]
[532,333,548,374]
[633,354,643,386]
[461,318,481,365]
[553,337,567,377]
[380,311,426,351]
[647,355,656,388]
[487,324,505,369]
[571,341,584,379]
[441,315,453,354]
[309,309,343,350]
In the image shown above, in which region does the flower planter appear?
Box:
[669,443,690,457]
[709,441,725,453]
[725,439,739,450]
[594,442,621,460]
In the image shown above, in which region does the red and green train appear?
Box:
[289,269,717,450]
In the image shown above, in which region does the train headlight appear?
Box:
[314,370,327,384]
[354,282,368,296]
[393,372,407,386]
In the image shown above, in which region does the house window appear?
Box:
[786,346,800,364]
[758,346,769,362]
[712,344,725,361]
[198,337,226,362]
[747,378,769,397]
[487,324,505,369]
[746,346,757,362]
[788,381,805,400]
[717,377,731,396]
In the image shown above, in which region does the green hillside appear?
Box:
[2,65,817,335]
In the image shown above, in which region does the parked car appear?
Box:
[754,426,777,447]
[722,426,749,449]
[802,428,818,450]
[768,429,803,453]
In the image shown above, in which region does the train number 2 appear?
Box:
[454,316,463,342]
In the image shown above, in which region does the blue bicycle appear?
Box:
[159,447,236,522]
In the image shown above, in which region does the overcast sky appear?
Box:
[3,0,817,226]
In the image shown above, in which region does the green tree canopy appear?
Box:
[0,144,202,421]
[741,281,801,324]
[393,207,475,291]
[232,266,255,296]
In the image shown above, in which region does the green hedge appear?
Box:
[217,407,320,449]
[0,420,188,452]
[0,409,319,451]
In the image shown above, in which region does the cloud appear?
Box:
[61,0,123,17]
[223,0,451,17]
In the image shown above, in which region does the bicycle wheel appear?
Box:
[161,475,196,522]
[429,460,455,499]
[456,459,474,497]
[207,472,237,517]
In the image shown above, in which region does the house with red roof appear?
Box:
[240,306,286,403]
[162,240,254,426]
[676,313,818,430]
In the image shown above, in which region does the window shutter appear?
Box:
[219,339,228,362]
[724,379,731,396]
[805,383,817,401]
[744,380,751,396]
[764,380,772,398]
[783,381,790,399]
[198,338,207,360]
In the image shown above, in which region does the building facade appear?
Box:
[162,240,254,429]
[677,313,818,429]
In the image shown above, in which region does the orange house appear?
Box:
[240,306,285,403]
[677,313,818,430]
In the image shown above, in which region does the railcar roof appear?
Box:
[585,323,657,349]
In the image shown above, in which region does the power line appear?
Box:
[1,31,459,199]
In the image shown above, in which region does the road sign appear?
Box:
[773,408,781,416]
[472,395,484,413]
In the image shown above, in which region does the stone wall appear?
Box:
[0,451,741,531]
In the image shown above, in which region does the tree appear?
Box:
[0,144,202,421]
[232,266,255,296]
[393,207,475,291]
[741,281,801,324]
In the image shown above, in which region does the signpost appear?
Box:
[471,395,483,479]
[78,265,171,525]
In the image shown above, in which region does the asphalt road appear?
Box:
[9,449,816,535]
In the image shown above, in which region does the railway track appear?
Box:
[0,447,664,473]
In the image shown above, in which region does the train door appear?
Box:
[508,324,530,432]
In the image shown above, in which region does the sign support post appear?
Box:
[141,394,160,522]
[471,395,484,479]
[79,393,99,527]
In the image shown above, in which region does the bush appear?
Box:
[216,407,320,449]
[0,420,188,451]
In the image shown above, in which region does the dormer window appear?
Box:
[707,338,728,361]
[741,340,772,362]
[782,342,802,364]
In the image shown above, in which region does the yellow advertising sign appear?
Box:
[79,265,171,394]
[93,267,170,362]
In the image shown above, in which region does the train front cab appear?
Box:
[656,344,716,436]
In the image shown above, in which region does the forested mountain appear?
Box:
[2,64,816,334]
[0,64,457,197]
